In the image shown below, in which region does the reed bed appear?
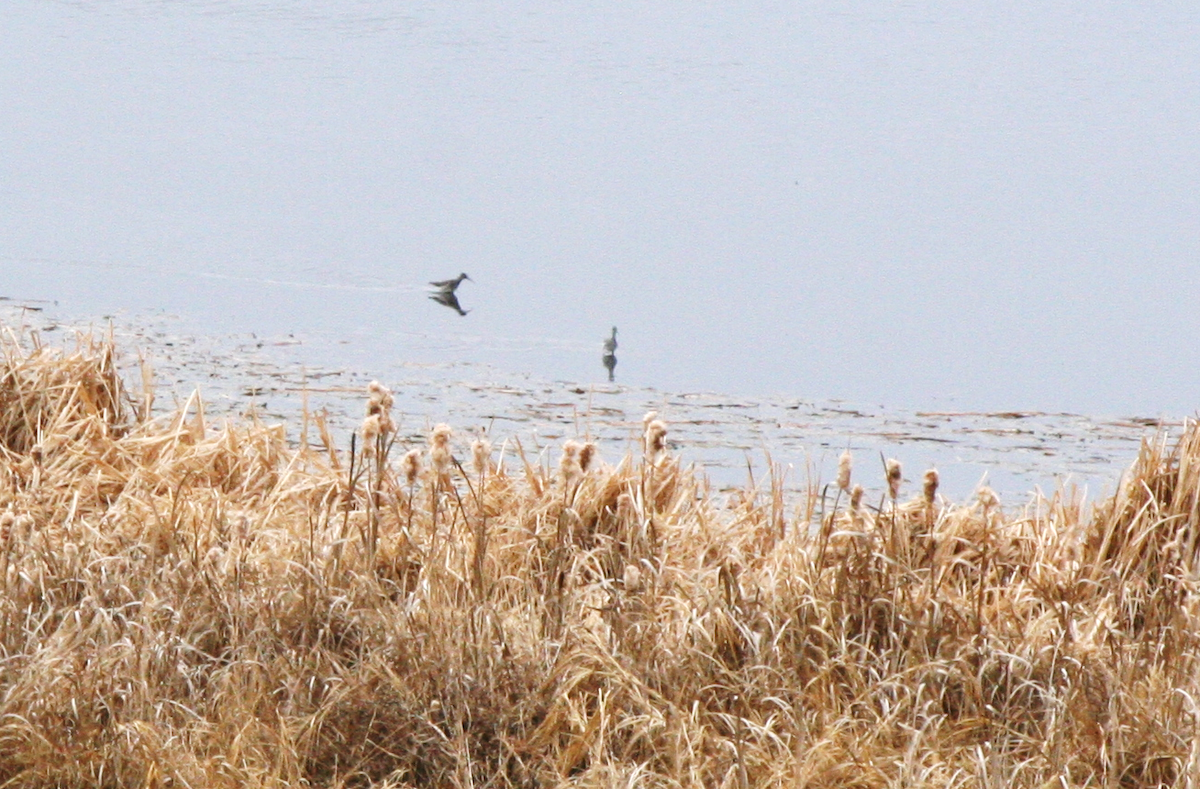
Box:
[0,328,1195,788]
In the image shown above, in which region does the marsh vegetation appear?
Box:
[0,328,1194,787]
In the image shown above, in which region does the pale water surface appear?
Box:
[3,2,1198,498]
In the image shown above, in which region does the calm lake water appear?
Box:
[3,2,1198,499]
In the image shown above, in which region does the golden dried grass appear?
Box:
[0,328,1194,787]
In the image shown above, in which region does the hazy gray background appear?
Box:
[3,1,1198,416]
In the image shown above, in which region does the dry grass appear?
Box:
[0,327,1196,788]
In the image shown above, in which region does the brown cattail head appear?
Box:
[579,442,597,474]
[366,381,396,434]
[885,458,902,500]
[560,440,583,488]
[471,438,491,477]
[367,380,394,408]
[850,484,864,511]
[401,449,422,487]
[923,468,939,506]
[429,424,453,478]
[360,414,382,445]
[977,486,999,512]
[645,420,668,458]
[837,450,853,491]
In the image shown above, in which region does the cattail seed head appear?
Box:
[579,442,597,474]
[923,468,939,506]
[401,449,422,487]
[471,438,491,477]
[837,450,853,491]
[360,414,382,444]
[850,484,864,511]
[365,382,395,435]
[429,424,453,478]
[645,420,668,457]
[885,458,902,500]
[367,380,394,407]
[977,486,999,511]
[560,440,583,488]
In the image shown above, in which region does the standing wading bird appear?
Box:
[603,326,618,355]
[428,272,472,316]
[602,326,618,381]
[429,272,471,293]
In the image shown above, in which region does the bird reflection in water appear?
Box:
[429,289,470,316]
[602,326,617,381]
[428,272,472,316]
